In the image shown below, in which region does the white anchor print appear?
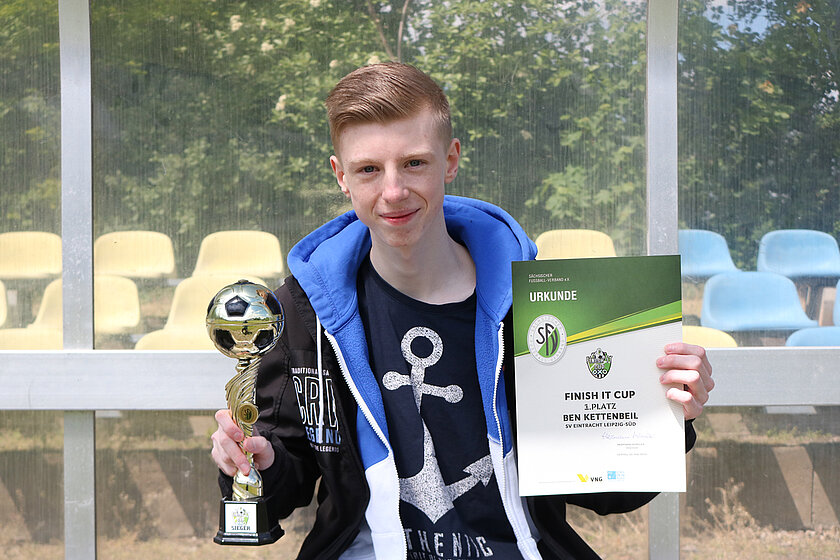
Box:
[384,326,494,523]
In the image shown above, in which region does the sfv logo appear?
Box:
[527,314,567,365]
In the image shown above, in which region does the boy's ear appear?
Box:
[444,138,461,184]
[330,155,351,198]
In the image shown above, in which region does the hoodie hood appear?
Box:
[287,195,537,329]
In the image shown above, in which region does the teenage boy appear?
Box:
[211,62,714,560]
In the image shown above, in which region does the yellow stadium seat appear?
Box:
[135,274,267,350]
[534,229,617,260]
[0,231,62,279]
[94,231,176,279]
[192,231,284,279]
[0,275,142,349]
[30,278,63,330]
[0,279,63,349]
[682,325,737,348]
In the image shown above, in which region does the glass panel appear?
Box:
[683,407,840,558]
[0,2,62,349]
[679,1,840,558]
[680,1,840,555]
[92,0,648,554]
[568,503,649,558]
[0,411,64,558]
[94,410,314,558]
[679,0,840,347]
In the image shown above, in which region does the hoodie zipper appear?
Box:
[323,328,408,559]
[492,323,539,558]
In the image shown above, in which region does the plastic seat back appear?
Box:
[535,229,616,260]
[757,229,840,280]
[193,231,284,279]
[134,328,215,350]
[31,278,64,329]
[0,232,62,279]
[678,229,739,279]
[701,271,818,332]
[94,275,142,334]
[163,274,267,329]
[27,276,141,334]
[786,326,840,346]
[94,231,176,279]
[135,274,266,350]
[682,325,737,348]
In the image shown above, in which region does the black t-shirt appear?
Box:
[357,256,523,559]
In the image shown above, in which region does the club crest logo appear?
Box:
[232,506,250,527]
[527,314,567,365]
[586,348,612,379]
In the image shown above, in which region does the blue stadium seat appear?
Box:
[757,229,840,280]
[678,229,739,280]
[701,271,818,333]
[786,326,840,346]
[757,229,840,319]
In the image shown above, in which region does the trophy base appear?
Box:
[214,498,284,545]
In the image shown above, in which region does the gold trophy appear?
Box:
[206,280,285,545]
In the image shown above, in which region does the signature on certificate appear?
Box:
[601,430,654,440]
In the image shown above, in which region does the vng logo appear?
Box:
[577,474,603,483]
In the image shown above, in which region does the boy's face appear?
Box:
[330,107,460,254]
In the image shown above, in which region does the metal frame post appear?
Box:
[59,0,96,556]
[646,0,681,557]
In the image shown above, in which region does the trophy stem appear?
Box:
[225,356,262,439]
[224,356,264,502]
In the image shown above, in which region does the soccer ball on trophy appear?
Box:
[206,280,284,361]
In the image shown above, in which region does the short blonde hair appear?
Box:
[325,62,452,151]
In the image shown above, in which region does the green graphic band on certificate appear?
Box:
[512,255,685,495]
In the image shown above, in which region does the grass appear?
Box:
[679,479,840,560]
[564,479,840,559]
[3,520,836,559]
[2,483,839,559]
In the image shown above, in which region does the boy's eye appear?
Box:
[408,159,422,167]
[361,165,376,173]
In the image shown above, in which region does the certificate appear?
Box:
[511,255,685,495]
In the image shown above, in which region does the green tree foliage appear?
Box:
[0,1,60,231]
[679,0,840,267]
[520,1,648,253]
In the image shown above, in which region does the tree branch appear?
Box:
[396,0,412,63]
[365,0,396,61]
